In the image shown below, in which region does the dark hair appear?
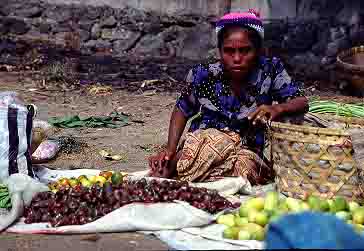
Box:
[217,25,263,51]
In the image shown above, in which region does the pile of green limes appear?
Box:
[217,192,364,241]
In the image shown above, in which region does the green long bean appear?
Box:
[309,100,364,118]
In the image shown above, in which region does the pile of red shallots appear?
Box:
[24,178,238,227]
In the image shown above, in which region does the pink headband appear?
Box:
[216,9,264,40]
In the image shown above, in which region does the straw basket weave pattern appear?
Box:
[269,117,364,202]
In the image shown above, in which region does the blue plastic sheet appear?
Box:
[266,212,364,249]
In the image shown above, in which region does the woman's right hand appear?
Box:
[148,149,176,177]
[148,106,188,178]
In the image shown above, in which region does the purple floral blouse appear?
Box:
[176,56,305,156]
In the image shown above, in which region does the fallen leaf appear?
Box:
[99,150,111,158]
[88,85,113,96]
[110,154,125,161]
[142,90,157,96]
[141,79,159,88]
[100,149,127,162]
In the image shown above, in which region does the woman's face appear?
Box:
[220,28,259,80]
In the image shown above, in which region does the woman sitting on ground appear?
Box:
[148,10,308,185]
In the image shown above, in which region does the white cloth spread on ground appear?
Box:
[0,166,276,249]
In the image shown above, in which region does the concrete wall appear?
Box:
[43,0,230,16]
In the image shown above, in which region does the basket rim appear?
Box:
[270,113,364,136]
[269,121,350,136]
[336,45,364,72]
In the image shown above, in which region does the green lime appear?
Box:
[77,175,88,182]
[239,206,249,218]
[252,227,266,241]
[278,202,289,213]
[349,201,360,213]
[327,199,334,207]
[111,172,123,185]
[334,197,348,212]
[240,223,265,241]
[307,195,321,211]
[238,230,251,240]
[248,210,259,223]
[223,226,240,240]
[319,200,330,212]
[264,191,279,211]
[353,208,364,225]
[286,197,302,212]
[80,179,92,188]
[301,202,311,211]
[329,203,337,213]
[217,214,235,227]
[255,211,269,227]
[245,197,265,211]
[69,178,79,188]
[235,217,249,227]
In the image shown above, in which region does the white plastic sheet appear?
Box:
[0,173,49,231]
[1,167,273,250]
[146,223,265,250]
[6,201,214,234]
[3,167,249,234]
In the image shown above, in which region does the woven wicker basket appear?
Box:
[268,116,364,202]
[337,45,364,72]
[336,45,364,95]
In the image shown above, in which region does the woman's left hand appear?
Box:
[248,104,284,125]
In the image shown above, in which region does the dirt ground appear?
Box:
[0,72,179,171]
[0,72,179,251]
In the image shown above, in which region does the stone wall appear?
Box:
[42,0,230,17]
[0,0,220,61]
[0,0,364,85]
[267,0,364,82]
[231,0,296,19]
[40,0,296,19]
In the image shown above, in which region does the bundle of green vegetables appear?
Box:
[309,100,364,118]
[0,183,11,209]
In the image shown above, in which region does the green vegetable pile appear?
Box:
[217,192,364,241]
[0,183,11,209]
[309,100,364,118]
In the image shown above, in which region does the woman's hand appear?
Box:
[148,149,176,178]
[248,104,284,125]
